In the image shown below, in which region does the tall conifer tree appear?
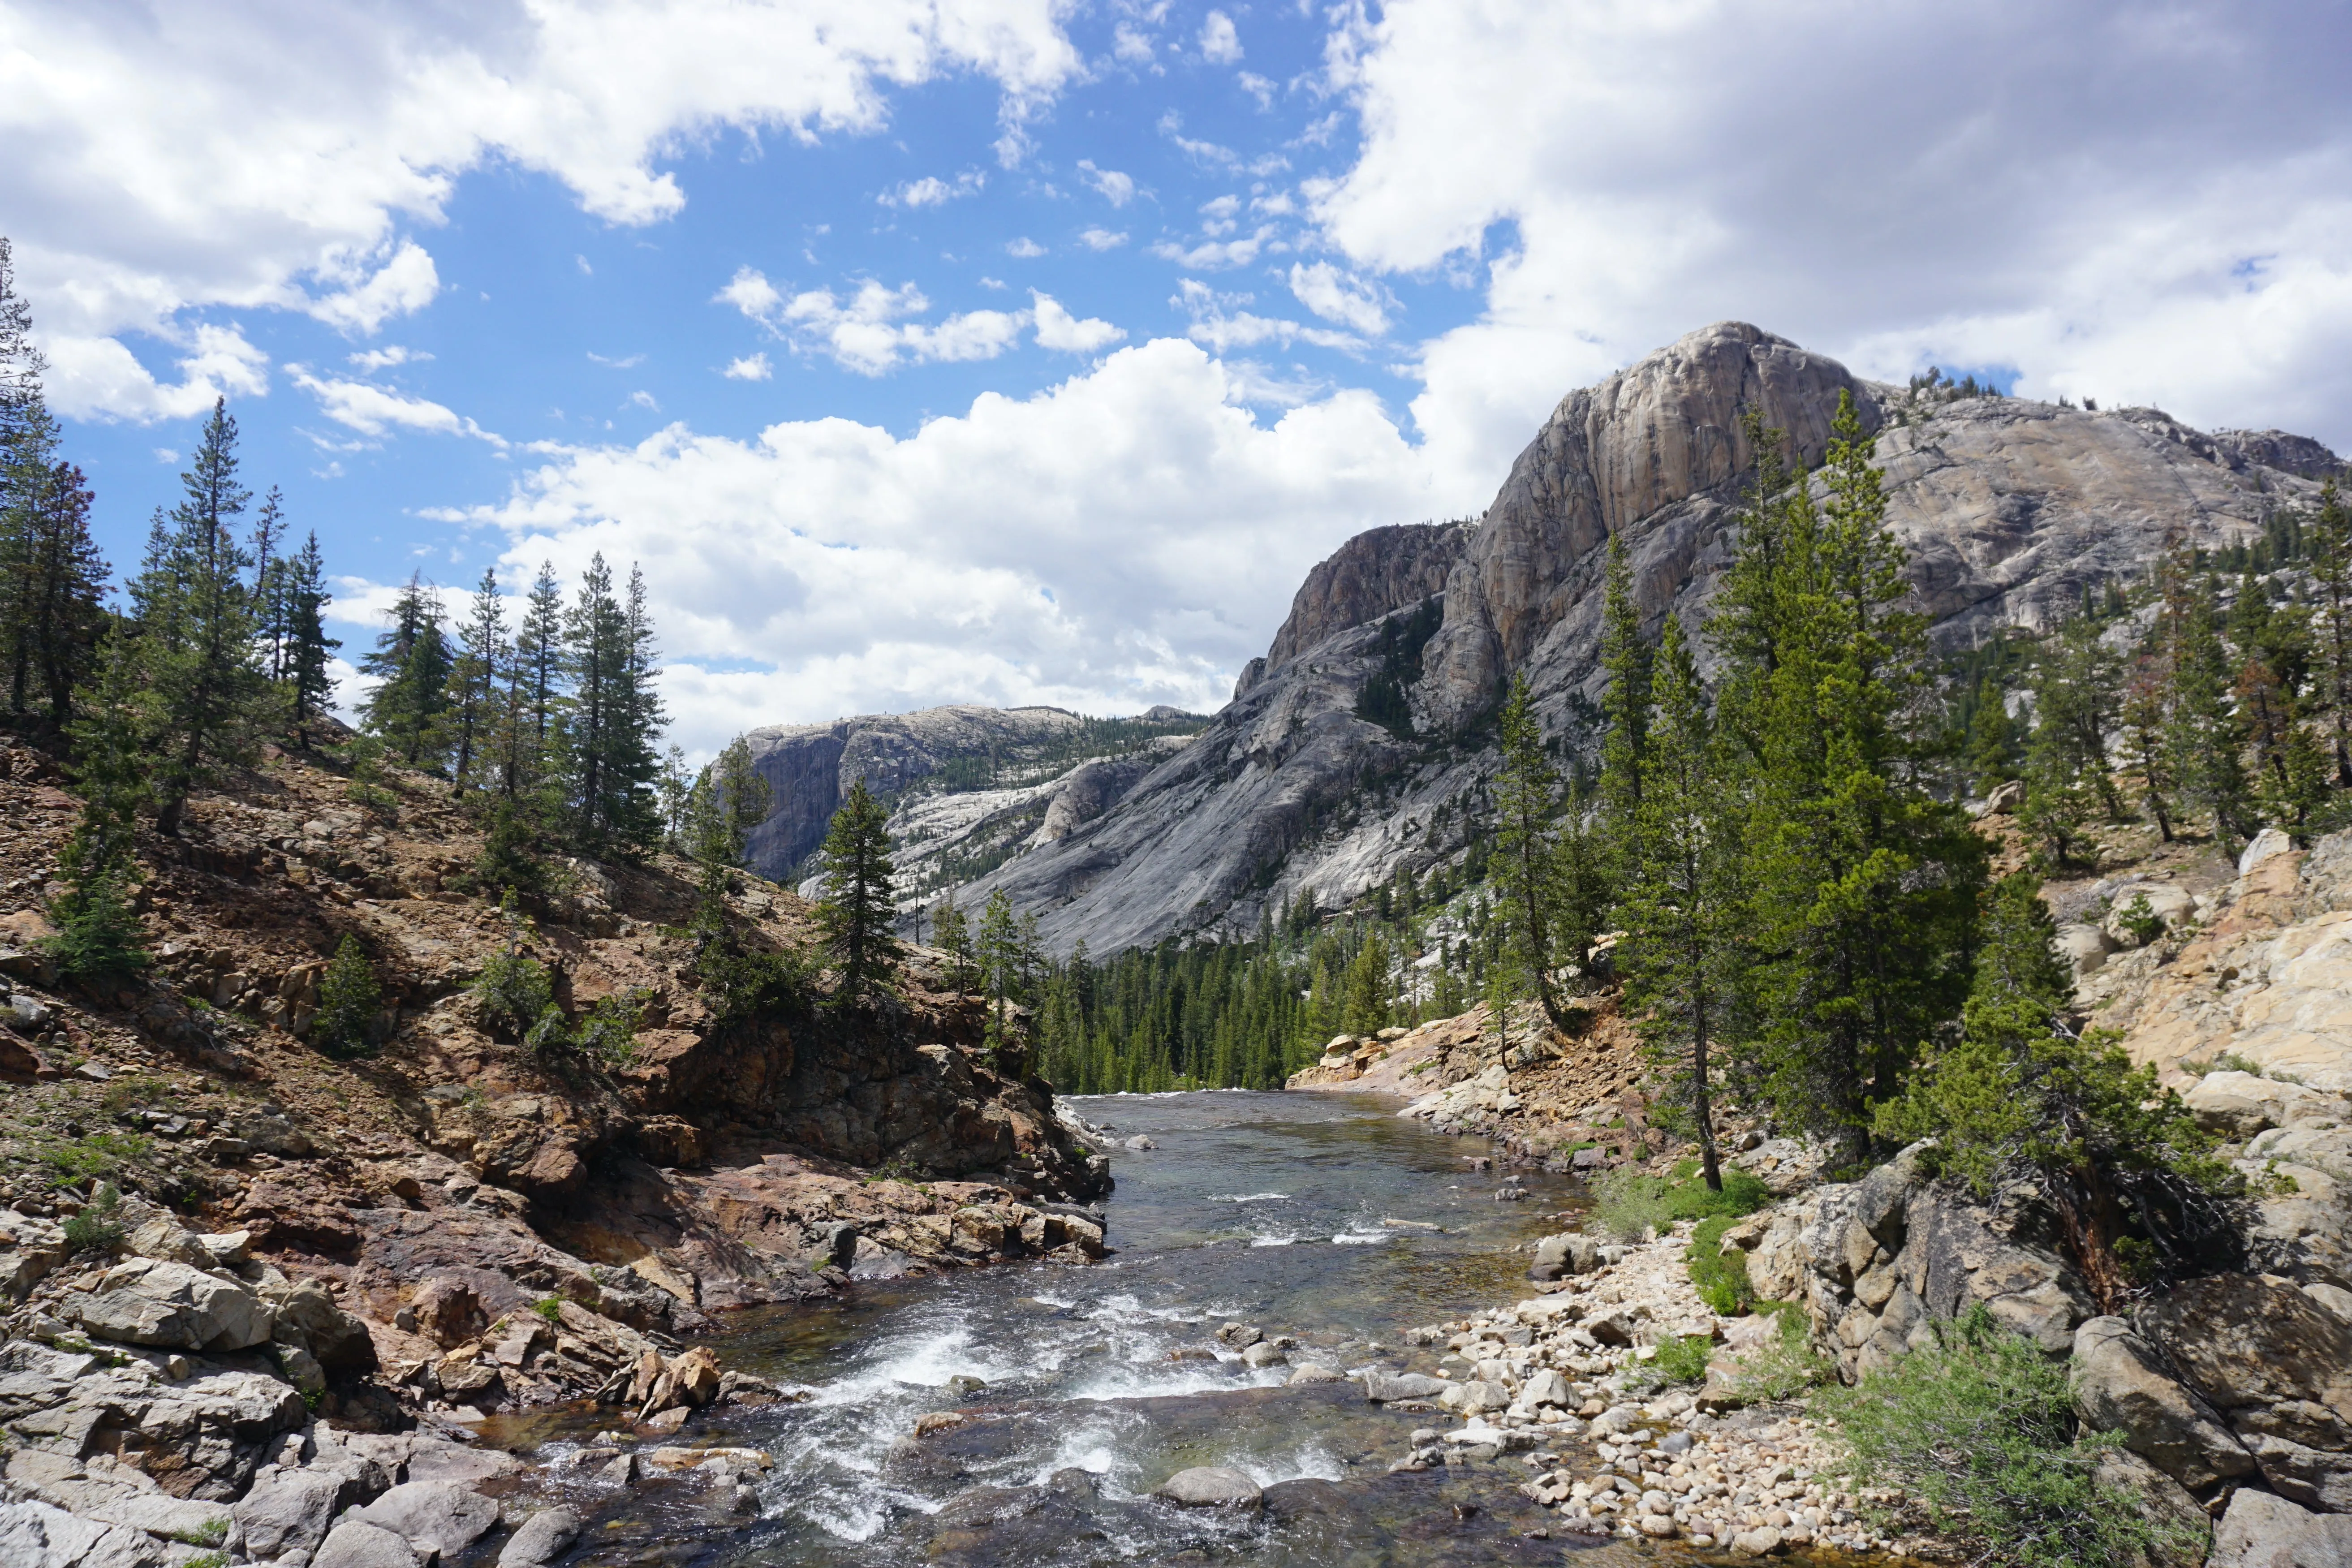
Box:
[1597,529,1650,874]
[1618,614,1733,1188]
[359,573,454,770]
[138,398,272,835]
[815,779,900,1004]
[1491,672,1576,1030]
[283,531,338,745]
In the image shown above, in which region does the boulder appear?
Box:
[2091,1448,2210,1568]
[1527,1231,1600,1281]
[2187,1072,2339,1137]
[1982,779,2026,815]
[1286,1362,1345,1386]
[2055,922,2118,978]
[1440,1379,1509,1414]
[2209,1487,2352,1568]
[271,1276,376,1370]
[230,1466,349,1562]
[0,1496,159,1568]
[2139,1274,2352,1509]
[1361,1370,1450,1403]
[1520,1368,1571,1407]
[2241,827,2297,878]
[1241,1341,1286,1368]
[314,1519,423,1568]
[63,1257,275,1351]
[1152,1466,1263,1508]
[346,1480,500,1558]
[2070,1316,2254,1490]
[499,1506,582,1568]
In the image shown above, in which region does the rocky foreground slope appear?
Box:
[0,732,1110,1565]
[937,322,2343,953]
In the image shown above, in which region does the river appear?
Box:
[513,1089,1672,1567]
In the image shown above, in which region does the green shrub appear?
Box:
[60,1183,124,1253]
[472,950,555,1041]
[2115,892,2166,946]
[574,993,642,1064]
[99,1074,170,1116]
[1820,1303,2197,1568]
[1687,1214,1758,1316]
[310,935,382,1059]
[533,1297,566,1324]
[1591,1159,1774,1241]
[1650,1334,1713,1384]
[169,1518,228,1548]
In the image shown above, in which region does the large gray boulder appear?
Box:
[499,1505,583,1567]
[2140,1274,2352,1510]
[62,1257,274,1351]
[0,1496,160,1568]
[230,1466,350,1562]
[2187,1072,2339,1137]
[2070,1316,2255,1490]
[2209,1487,2352,1568]
[1527,1231,1599,1281]
[345,1480,499,1559]
[314,1519,423,1568]
[1360,1370,1451,1402]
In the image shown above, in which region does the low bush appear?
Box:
[1591,1159,1773,1241]
[472,950,555,1041]
[533,1297,566,1324]
[1650,1334,1712,1384]
[1687,1214,1758,1316]
[573,992,643,1064]
[1820,1302,2197,1568]
[60,1183,124,1253]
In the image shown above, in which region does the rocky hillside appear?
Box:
[0,729,1113,1565]
[946,322,2343,954]
[739,703,1202,893]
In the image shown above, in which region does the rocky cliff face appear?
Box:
[742,705,1096,881]
[1234,521,1470,700]
[947,322,2343,955]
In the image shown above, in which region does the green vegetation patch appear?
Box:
[1821,1303,2199,1568]
[1590,1159,1773,1242]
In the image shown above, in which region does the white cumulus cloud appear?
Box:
[291,366,504,446]
[434,337,1431,754]
[723,352,773,381]
[1200,11,1242,65]
[1287,262,1392,337]
[1077,159,1136,206]
[1030,292,1125,353]
[1312,0,2352,495]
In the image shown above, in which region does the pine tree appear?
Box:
[685,735,772,890]
[249,487,289,683]
[2162,567,2255,851]
[932,894,975,992]
[2120,651,2177,842]
[50,637,150,984]
[1341,930,1391,1036]
[3,446,107,726]
[1877,874,2235,1310]
[137,398,274,836]
[814,778,900,1004]
[563,556,666,856]
[282,532,338,746]
[2309,482,2352,786]
[508,561,567,802]
[359,573,454,771]
[448,569,508,793]
[1618,613,1732,1188]
[1720,392,1984,1164]
[311,935,383,1059]
[1597,529,1650,873]
[1492,672,1574,1030]
[977,888,1020,1052]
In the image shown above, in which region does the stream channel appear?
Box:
[501,1090,1697,1568]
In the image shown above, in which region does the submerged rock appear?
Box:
[1152,1466,1263,1508]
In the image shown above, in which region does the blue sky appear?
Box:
[9,0,2351,757]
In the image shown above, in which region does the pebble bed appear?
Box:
[1371,1223,1922,1559]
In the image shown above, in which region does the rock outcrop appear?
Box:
[935,322,2343,952]
[1234,521,1470,699]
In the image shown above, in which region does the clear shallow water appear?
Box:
[523,1091,1691,1567]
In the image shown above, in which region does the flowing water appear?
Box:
[511,1091,1706,1567]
